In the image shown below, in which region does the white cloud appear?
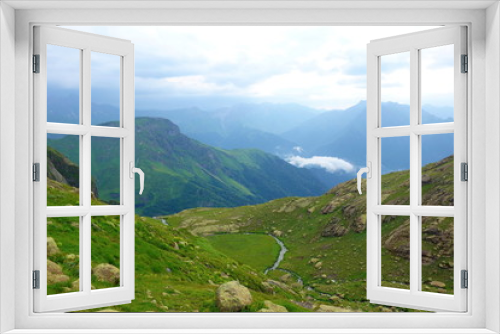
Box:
[293,146,304,153]
[63,25,442,110]
[286,156,354,174]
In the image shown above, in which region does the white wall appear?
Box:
[486,2,500,333]
[0,2,16,333]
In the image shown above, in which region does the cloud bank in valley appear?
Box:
[286,156,354,174]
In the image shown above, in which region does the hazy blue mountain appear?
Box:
[209,102,321,135]
[47,86,454,185]
[48,87,317,157]
[284,101,454,174]
[49,117,327,216]
[138,103,319,156]
[422,104,454,121]
[47,85,119,125]
[187,126,301,157]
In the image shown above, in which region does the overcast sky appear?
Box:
[57,25,451,111]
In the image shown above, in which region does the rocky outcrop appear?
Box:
[92,263,120,284]
[321,218,348,237]
[384,222,410,259]
[352,215,367,233]
[216,281,253,312]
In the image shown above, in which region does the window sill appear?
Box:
[4,330,498,334]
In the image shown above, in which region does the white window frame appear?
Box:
[0,2,499,334]
[366,26,468,312]
[33,26,136,313]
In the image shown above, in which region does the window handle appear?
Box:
[129,162,145,195]
[357,162,371,195]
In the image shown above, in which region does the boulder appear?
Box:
[421,174,432,184]
[216,281,252,312]
[272,230,283,238]
[47,237,60,256]
[258,300,288,312]
[92,263,120,284]
[430,281,446,288]
[47,260,69,284]
[71,279,80,290]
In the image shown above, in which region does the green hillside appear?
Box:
[48,117,327,216]
[46,179,319,312]
[46,145,454,312]
[165,155,455,301]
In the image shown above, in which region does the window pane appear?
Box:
[381,215,410,290]
[91,137,121,205]
[47,44,81,124]
[421,133,454,206]
[91,216,121,289]
[47,217,80,295]
[421,45,454,124]
[91,52,121,126]
[47,134,80,206]
[381,52,410,127]
[421,216,454,294]
[381,136,410,205]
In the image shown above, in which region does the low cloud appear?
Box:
[286,155,354,174]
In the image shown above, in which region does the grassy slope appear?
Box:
[46,146,454,312]
[207,234,280,272]
[165,156,455,310]
[47,180,312,312]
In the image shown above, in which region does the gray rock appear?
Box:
[92,263,120,284]
[216,281,252,312]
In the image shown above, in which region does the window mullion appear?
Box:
[82,47,92,294]
[409,47,420,294]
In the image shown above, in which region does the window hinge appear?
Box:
[33,54,40,73]
[461,54,468,73]
[33,270,40,289]
[461,270,468,289]
[33,163,40,182]
[461,162,468,181]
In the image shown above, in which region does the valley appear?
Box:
[46,141,454,312]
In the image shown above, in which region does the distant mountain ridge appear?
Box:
[48,117,327,216]
[283,101,454,173]
[47,87,454,187]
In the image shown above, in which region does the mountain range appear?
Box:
[48,88,454,186]
[48,118,327,216]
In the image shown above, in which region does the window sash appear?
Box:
[366,26,468,312]
[33,26,135,313]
